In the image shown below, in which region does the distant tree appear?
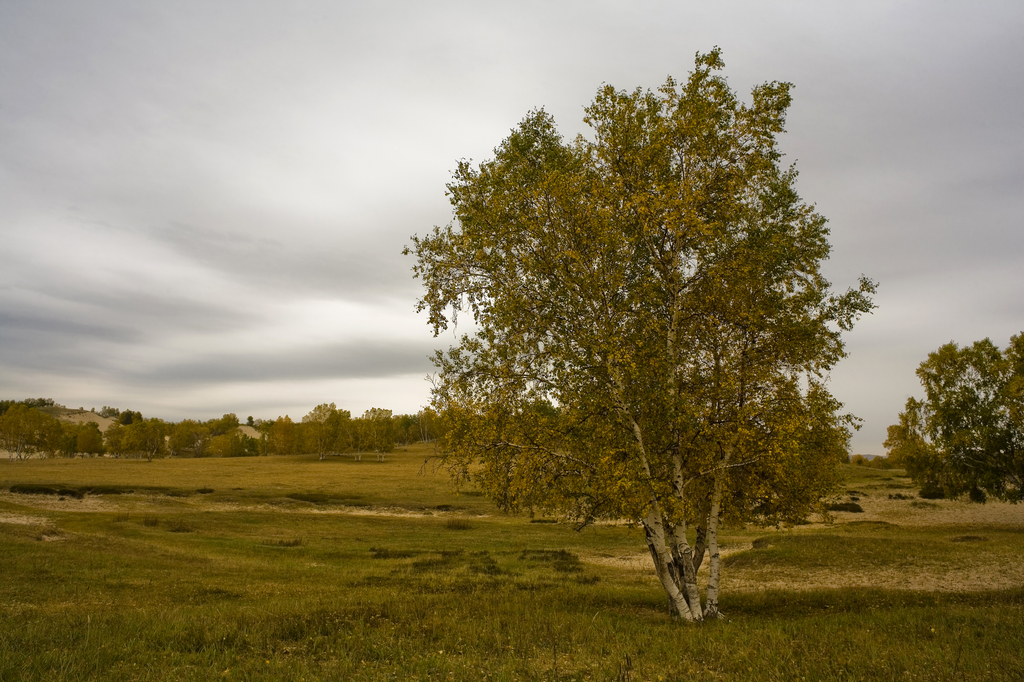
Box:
[417,407,444,443]
[246,415,255,427]
[57,423,81,458]
[269,415,298,455]
[119,410,143,426]
[0,404,48,460]
[99,406,121,419]
[886,334,1023,502]
[35,415,65,458]
[254,419,273,456]
[301,401,354,458]
[169,420,210,458]
[76,422,105,456]
[209,430,257,457]
[393,414,417,446]
[104,422,127,458]
[123,419,167,461]
[360,408,395,456]
[208,413,240,437]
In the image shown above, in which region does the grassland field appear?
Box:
[1,444,1023,681]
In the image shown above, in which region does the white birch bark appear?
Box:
[643,508,694,621]
[669,523,705,620]
[668,453,704,619]
[703,463,726,619]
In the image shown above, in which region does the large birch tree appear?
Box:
[407,50,874,621]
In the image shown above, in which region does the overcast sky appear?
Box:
[1,1,1021,454]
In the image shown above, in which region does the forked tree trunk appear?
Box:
[668,523,704,620]
[642,508,695,621]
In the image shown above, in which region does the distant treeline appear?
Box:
[848,454,897,469]
[0,399,442,461]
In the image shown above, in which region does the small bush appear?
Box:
[889,493,912,500]
[287,493,331,504]
[919,482,946,499]
[10,484,83,499]
[520,549,584,573]
[266,538,303,547]
[166,520,194,533]
[828,502,864,513]
[196,488,215,494]
[370,547,418,560]
[88,485,133,495]
[445,518,472,530]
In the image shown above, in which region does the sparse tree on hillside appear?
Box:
[408,50,874,621]
[209,413,240,437]
[118,410,143,426]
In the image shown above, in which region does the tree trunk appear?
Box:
[643,508,696,621]
[703,466,726,619]
[668,523,705,620]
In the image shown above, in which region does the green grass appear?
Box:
[1,450,1022,680]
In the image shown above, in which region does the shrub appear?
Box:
[827,502,864,513]
[919,482,946,499]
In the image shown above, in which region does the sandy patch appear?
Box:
[0,512,52,526]
[0,492,127,513]
[1,490,488,520]
[586,543,754,573]
[237,425,260,439]
[823,481,1024,528]
[726,558,1024,593]
[58,410,116,431]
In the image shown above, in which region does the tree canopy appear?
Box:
[885,334,1023,502]
[407,49,874,621]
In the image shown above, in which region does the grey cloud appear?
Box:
[136,339,438,386]
[150,220,425,302]
[2,0,1023,453]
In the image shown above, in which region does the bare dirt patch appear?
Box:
[0,491,125,513]
[725,557,1024,593]
[833,493,1024,527]
[0,512,51,526]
